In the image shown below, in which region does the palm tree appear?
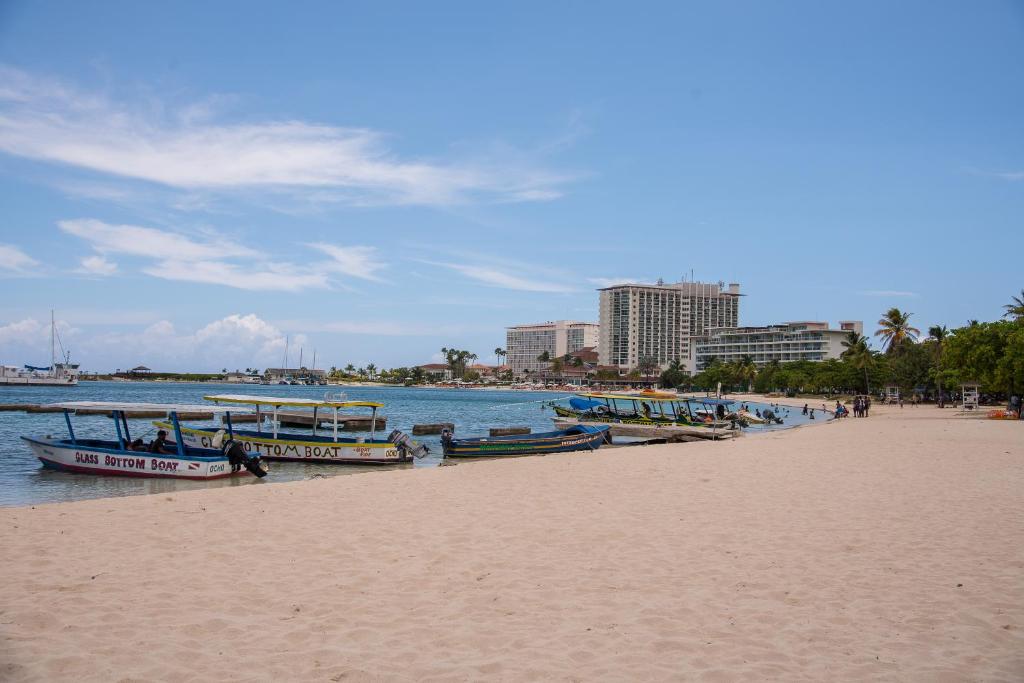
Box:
[536,351,551,362]
[841,331,873,393]
[494,347,506,366]
[875,307,920,353]
[734,355,757,392]
[1004,289,1024,320]
[344,363,356,375]
[366,363,377,380]
[927,325,948,406]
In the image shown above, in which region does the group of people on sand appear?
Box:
[851,396,871,417]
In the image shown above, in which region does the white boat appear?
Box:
[0,311,79,386]
[20,402,267,479]
[155,394,427,465]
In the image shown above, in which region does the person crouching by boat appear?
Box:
[148,430,174,454]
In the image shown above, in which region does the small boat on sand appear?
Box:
[20,402,267,479]
[441,424,609,458]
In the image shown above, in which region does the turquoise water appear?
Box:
[0,382,826,506]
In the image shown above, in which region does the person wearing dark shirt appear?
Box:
[149,430,174,454]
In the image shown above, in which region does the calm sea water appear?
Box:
[0,382,825,506]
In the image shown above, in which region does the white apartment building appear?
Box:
[598,280,741,372]
[506,320,599,374]
[694,321,863,370]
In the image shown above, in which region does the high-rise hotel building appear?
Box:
[506,320,599,375]
[598,280,741,372]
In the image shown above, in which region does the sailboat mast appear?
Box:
[50,310,55,369]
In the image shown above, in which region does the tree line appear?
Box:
[670,291,1024,399]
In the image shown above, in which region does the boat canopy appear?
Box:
[204,394,383,409]
[44,401,253,414]
[577,392,735,405]
[578,392,693,404]
[569,397,604,411]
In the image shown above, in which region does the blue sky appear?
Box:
[0,1,1021,371]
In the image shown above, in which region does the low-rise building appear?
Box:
[694,321,863,370]
[418,363,453,381]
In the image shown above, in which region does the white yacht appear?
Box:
[0,312,79,386]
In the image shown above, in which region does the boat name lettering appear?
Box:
[304,445,341,458]
[75,452,100,464]
[150,459,180,472]
[209,463,225,473]
[102,455,148,470]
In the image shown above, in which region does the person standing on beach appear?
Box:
[864,397,871,417]
[802,404,809,415]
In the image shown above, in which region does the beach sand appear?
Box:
[1,405,1021,681]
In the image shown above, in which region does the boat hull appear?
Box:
[551,406,728,429]
[156,423,411,465]
[443,426,609,458]
[22,437,249,479]
[552,417,736,440]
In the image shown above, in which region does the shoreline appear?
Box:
[1,404,1021,680]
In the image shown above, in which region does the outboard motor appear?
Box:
[438,427,455,455]
[388,429,430,459]
[222,439,268,478]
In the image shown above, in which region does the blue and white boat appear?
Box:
[20,402,267,479]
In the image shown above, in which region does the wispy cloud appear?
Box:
[59,218,382,292]
[423,260,578,293]
[0,65,577,206]
[964,166,1024,181]
[858,290,919,298]
[0,244,39,274]
[306,243,386,282]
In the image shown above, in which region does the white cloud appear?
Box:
[0,317,77,357]
[0,65,575,206]
[0,318,45,345]
[77,254,117,276]
[0,244,39,274]
[858,290,919,298]
[88,314,305,371]
[58,218,378,292]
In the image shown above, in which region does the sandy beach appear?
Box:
[1,404,1021,681]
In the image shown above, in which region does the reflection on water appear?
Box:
[0,383,824,506]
